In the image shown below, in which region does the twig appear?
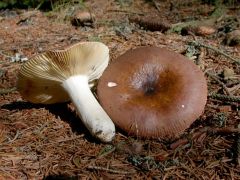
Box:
[206,72,231,95]
[6,130,20,144]
[107,9,144,15]
[192,41,240,65]
[228,83,240,94]
[87,165,135,174]
[170,138,189,150]
[233,124,240,165]
[208,93,240,103]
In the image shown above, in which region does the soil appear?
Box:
[0,0,240,179]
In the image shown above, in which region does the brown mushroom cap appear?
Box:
[97,47,208,139]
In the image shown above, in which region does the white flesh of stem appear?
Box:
[62,75,115,142]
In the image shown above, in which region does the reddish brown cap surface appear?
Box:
[97,47,208,139]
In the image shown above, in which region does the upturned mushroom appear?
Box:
[97,47,207,139]
[17,42,115,142]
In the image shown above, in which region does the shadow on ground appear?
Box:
[43,175,78,180]
[1,101,101,143]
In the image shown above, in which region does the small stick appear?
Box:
[206,72,231,95]
[208,93,240,103]
[227,83,240,94]
[170,137,191,150]
[192,41,240,65]
[6,130,20,144]
[87,165,135,174]
[107,9,144,15]
[234,124,240,165]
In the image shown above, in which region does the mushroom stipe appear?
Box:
[97,47,208,139]
[17,42,115,142]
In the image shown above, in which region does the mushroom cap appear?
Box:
[97,47,208,139]
[17,41,109,104]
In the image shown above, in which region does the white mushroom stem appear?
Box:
[62,75,115,142]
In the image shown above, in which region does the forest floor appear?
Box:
[0,0,240,179]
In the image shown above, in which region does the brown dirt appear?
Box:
[0,0,240,179]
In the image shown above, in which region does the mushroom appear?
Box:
[17,42,115,142]
[97,47,207,139]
